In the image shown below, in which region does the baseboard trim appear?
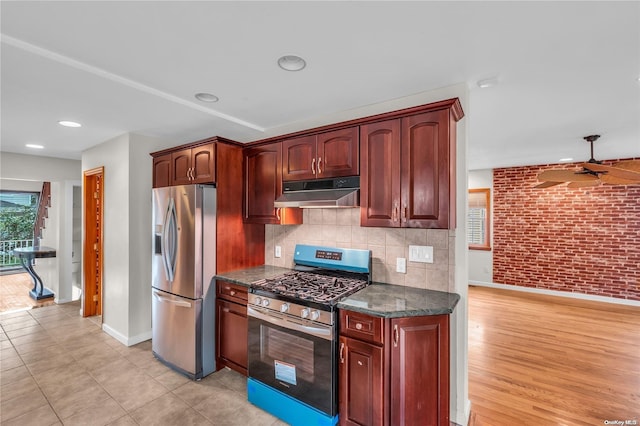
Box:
[469,280,640,307]
[102,323,152,347]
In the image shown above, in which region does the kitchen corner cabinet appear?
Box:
[282,127,359,181]
[339,310,450,426]
[152,143,216,187]
[360,104,460,229]
[243,143,303,225]
[215,280,248,376]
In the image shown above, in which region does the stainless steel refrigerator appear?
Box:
[151,184,216,380]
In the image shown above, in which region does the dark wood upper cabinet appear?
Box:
[283,127,359,181]
[243,143,303,225]
[361,105,458,229]
[152,143,216,188]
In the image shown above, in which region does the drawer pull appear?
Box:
[230,290,236,296]
[339,342,345,363]
[394,324,399,347]
[355,323,363,330]
[357,361,363,366]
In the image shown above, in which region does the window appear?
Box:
[468,188,491,250]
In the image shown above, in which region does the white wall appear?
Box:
[468,169,493,284]
[81,133,172,345]
[0,153,82,303]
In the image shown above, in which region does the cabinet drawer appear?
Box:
[216,281,248,304]
[340,310,384,345]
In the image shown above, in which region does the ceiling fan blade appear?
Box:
[537,169,598,182]
[534,181,564,188]
[567,180,601,188]
[582,162,640,181]
[599,173,640,185]
[614,159,640,173]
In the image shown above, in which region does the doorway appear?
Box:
[83,167,104,318]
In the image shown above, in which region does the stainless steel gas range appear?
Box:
[247,244,371,426]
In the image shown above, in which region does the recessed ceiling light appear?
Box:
[26,144,44,149]
[477,77,499,89]
[195,93,219,103]
[58,120,82,128]
[277,55,306,71]
[559,157,574,162]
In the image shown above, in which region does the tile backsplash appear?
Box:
[264,208,456,292]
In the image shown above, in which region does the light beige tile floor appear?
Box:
[0,302,288,425]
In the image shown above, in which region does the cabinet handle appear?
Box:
[223,308,230,313]
[402,203,407,223]
[355,323,363,330]
[276,208,281,221]
[317,157,322,174]
[393,324,399,347]
[189,167,194,180]
[311,158,316,175]
[230,290,236,296]
[339,342,345,363]
[393,201,399,222]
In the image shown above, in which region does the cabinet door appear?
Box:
[152,153,172,188]
[317,127,359,178]
[401,110,450,228]
[390,315,449,426]
[171,148,193,185]
[360,119,401,227]
[190,144,216,184]
[339,336,385,426]
[216,299,248,375]
[282,135,316,181]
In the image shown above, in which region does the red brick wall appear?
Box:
[493,160,640,301]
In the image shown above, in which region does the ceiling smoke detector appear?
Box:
[277,55,306,71]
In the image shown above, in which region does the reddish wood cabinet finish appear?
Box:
[243,143,303,225]
[152,143,216,187]
[282,127,359,181]
[339,310,450,426]
[216,280,248,376]
[360,106,459,229]
[152,153,172,188]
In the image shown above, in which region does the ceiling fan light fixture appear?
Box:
[58,120,82,128]
[195,92,219,103]
[277,55,306,71]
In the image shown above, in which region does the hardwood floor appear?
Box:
[468,285,640,426]
[0,272,54,313]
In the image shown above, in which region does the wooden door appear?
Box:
[152,153,171,188]
[401,110,450,228]
[216,299,248,375]
[317,127,359,178]
[282,135,316,181]
[82,167,104,318]
[390,315,449,426]
[360,119,401,227]
[171,148,192,185]
[243,144,282,224]
[339,336,385,426]
[190,143,216,184]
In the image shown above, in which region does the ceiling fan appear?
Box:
[535,135,640,188]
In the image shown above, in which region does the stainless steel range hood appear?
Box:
[274,176,360,209]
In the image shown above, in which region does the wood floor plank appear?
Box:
[468,285,640,426]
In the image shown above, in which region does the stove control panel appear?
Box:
[248,294,334,326]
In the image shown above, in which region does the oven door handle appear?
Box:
[248,306,333,341]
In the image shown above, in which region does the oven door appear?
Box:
[247,305,337,416]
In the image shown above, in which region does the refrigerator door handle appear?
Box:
[162,198,178,282]
[153,292,193,308]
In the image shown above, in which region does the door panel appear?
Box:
[360,120,401,227]
[282,135,316,181]
[217,299,248,374]
[317,127,359,178]
[83,167,103,317]
[152,289,200,375]
[171,148,192,185]
[191,144,216,183]
[244,144,282,223]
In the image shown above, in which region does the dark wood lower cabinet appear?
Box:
[216,281,248,376]
[339,311,450,426]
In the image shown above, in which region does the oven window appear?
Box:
[262,325,314,382]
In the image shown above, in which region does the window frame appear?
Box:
[467,188,491,251]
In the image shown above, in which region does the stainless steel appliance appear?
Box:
[151,184,216,380]
[247,244,371,426]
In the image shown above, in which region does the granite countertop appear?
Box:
[214,265,293,287]
[337,283,460,318]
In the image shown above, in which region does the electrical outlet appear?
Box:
[409,245,433,263]
[275,246,282,258]
[396,257,407,273]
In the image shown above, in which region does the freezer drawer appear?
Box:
[152,289,202,378]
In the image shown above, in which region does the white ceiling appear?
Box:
[1,1,639,170]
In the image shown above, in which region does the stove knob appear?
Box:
[262,298,270,307]
[311,310,320,321]
[280,303,289,313]
[301,308,310,319]
[254,297,262,306]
